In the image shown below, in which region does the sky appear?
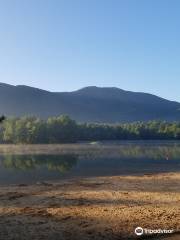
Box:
[0,0,180,101]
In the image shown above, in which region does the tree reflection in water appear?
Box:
[1,145,180,174]
[2,154,78,173]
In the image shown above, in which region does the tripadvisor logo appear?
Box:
[135,227,143,236]
[135,227,174,236]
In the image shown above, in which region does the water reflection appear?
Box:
[2,154,78,173]
[0,143,180,185]
[77,144,180,161]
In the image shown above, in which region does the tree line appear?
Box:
[0,115,179,143]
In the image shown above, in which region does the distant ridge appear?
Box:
[0,82,179,122]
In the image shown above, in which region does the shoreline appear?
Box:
[0,172,179,239]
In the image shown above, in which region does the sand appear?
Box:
[0,172,179,240]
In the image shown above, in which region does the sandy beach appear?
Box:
[0,172,179,240]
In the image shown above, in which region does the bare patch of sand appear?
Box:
[0,173,179,240]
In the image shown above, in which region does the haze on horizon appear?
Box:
[0,0,180,101]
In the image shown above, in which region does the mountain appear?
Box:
[0,83,180,123]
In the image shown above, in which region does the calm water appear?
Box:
[0,141,180,185]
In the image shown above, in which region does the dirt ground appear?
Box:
[0,172,179,240]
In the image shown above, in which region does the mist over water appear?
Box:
[0,141,180,185]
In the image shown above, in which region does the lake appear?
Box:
[0,141,180,185]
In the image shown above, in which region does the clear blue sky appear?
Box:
[0,0,180,101]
